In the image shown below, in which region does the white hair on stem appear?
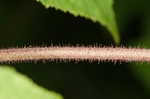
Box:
[0,46,150,63]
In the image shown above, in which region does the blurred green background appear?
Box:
[0,0,150,99]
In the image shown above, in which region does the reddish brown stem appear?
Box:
[0,46,150,63]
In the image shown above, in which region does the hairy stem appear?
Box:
[0,46,150,63]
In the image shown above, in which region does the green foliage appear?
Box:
[37,0,120,43]
[0,66,63,99]
[1,0,150,98]
[114,0,150,92]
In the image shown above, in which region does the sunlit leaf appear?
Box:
[0,66,63,99]
[37,0,120,43]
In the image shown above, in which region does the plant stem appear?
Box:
[0,46,150,63]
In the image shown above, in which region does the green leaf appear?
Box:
[37,0,120,43]
[0,66,63,99]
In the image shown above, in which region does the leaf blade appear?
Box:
[37,0,120,43]
[0,66,63,99]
